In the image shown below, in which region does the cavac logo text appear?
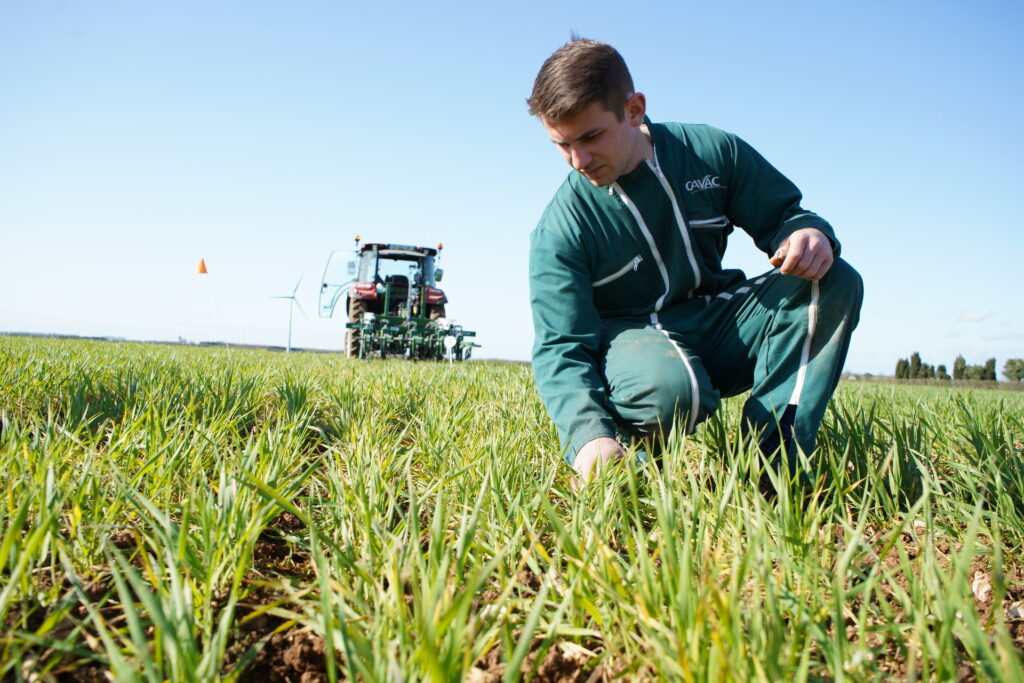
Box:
[685,175,722,192]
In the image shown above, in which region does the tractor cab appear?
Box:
[319,241,448,322]
[352,243,446,318]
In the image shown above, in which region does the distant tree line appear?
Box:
[894,352,949,380]
[892,352,1022,381]
[953,355,997,381]
[1006,358,1024,382]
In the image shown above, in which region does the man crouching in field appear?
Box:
[527,39,863,485]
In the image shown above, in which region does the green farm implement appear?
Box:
[319,238,478,360]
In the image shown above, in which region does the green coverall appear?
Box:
[529,122,863,466]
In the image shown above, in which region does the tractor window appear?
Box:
[318,250,360,318]
[322,250,358,285]
[374,256,428,285]
[357,252,376,282]
[357,249,436,286]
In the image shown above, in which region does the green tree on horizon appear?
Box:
[909,352,922,379]
[896,353,995,381]
[1005,358,1024,382]
[983,358,997,381]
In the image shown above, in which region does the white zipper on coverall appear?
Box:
[648,150,703,297]
[610,149,703,434]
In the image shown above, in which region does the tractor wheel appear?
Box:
[427,304,446,320]
[346,298,368,358]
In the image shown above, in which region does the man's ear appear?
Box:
[625,92,647,126]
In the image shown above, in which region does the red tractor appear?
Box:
[319,238,476,359]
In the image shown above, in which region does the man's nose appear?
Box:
[570,146,590,171]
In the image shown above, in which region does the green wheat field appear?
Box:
[1,335,1022,682]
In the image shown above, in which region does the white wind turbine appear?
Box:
[272,277,305,352]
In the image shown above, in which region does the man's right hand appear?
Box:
[769,228,833,281]
[573,436,626,485]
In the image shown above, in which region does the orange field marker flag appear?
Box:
[197,258,208,274]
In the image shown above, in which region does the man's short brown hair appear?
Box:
[527,39,635,124]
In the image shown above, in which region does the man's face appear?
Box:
[541,94,647,187]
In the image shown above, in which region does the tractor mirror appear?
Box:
[347,261,356,276]
[434,268,444,282]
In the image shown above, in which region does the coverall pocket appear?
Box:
[592,255,643,288]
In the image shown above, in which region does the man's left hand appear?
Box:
[769,228,834,281]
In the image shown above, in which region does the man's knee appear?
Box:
[820,258,864,314]
[610,368,694,436]
[602,328,719,440]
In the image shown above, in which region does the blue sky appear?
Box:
[1,0,1021,375]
